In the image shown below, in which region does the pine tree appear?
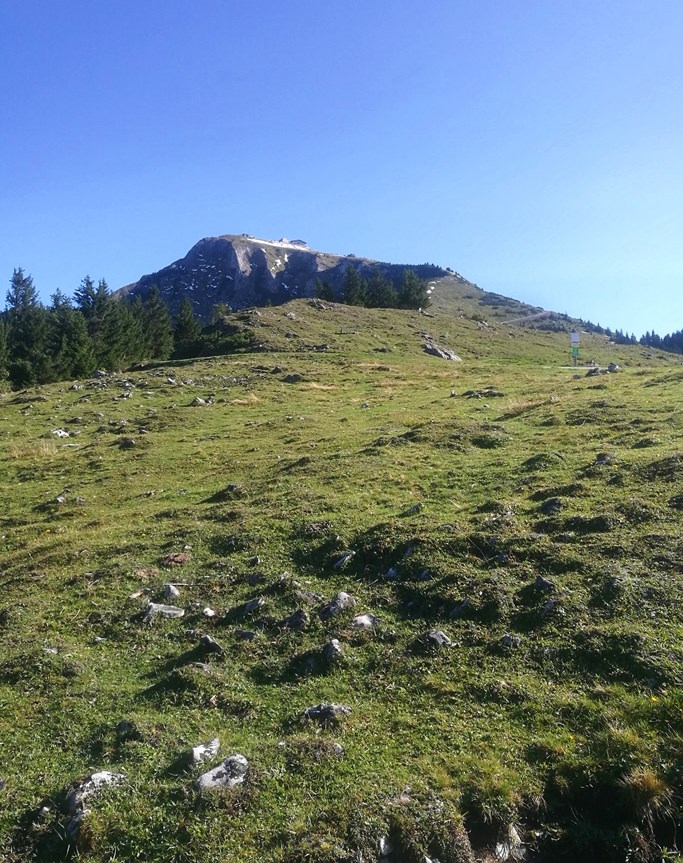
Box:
[0,316,8,384]
[397,268,430,310]
[315,278,335,302]
[142,286,173,359]
[48,291,96,379]
[5,268,50,386]
[74,277,113,366]
[366,268,398,308]
[173,296,202,359]
[343,267,368,306]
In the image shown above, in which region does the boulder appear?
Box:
[196,754,249,791]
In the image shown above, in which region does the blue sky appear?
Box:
[2,0,681,336]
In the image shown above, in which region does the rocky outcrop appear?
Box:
[116,234,448,318]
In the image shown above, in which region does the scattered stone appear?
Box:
[234,629,257,640]
[541,598,562,617]
[607,362,620,373]
[203,607,216,618]
[241,596,265,614]
[352,613,379,630]
[284,608,309,630]
[0,778,5,792]
[163,583,181,600]
[283,373,304,383]
[424,344,462,361]
[302,703,352,724]
[143,602,185,623]
[161,551,192,567]
[333,551,355,569]
[425,629,452,649]
[119,437,136,449]
[595,452,614,465]
[495,824,524,861]
[190,737,220,766]
[385,565,399,580]
[379,836,393,857]
[450,597,471,618]
[401,502,423,516]
[248,555,260,566]
[418,568,432,580]
[195,754,249,791]
[319,591,356,621]
[199,634,225,656]
[324,639,344,663]
[66,770,125,815]
[51,428,70,438]
[501,633,522,649]
[534,575,555,592]
[191,397,208,406]
[585,366,602,377]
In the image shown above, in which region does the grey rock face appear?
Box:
[352,613,379,630]
[323,638,344,663]
[196,754,249,791]
[423,343,462,361]
[117,234,451,317]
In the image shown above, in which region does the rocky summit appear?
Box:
[116,234,453,317]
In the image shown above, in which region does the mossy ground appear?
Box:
[1,298,682,862]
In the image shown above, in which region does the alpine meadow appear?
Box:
[1,249,682,863]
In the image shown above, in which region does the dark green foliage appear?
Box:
[398,268,431,310]
[5,268,51,386]
[366,268,398,308]
[173,297,202,359]
[48,291,97,379]
[142,286,174,360]
[342,267,368,306]
[315,278,335,302]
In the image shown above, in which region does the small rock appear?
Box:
[323,639,344,663]
[203,607,216,618]
[143,602,185,623]
[234,629,257,640]
[199,634,225,655]
[401,502,423,516]
[352,613,379,630]
[241,596,265,614]
[450,597,471,618]
[539,497,563,515]
[319,591,355,621]
[425,629,452,649]
[595,452,614,465]
[190,737,220,766]
[51,428,70,438]
[191,397,208,406]
[302,703,352,724]
[607,362,620,372]
[119,437,136,449]
[333,551,355,569]
[379,836,393,856]
[284,608,309,630]
[283,373,304,383]
[501,633,522,649]
[66,771,125,815]
[534,575,555,592]
[115,720,140,742]
[163,583,181,600]
[196,754,249,791]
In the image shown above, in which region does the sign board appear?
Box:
[570,331,580,345]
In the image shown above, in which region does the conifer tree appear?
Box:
[0,317,8,384]
[366,268,398,308]
[343,267,368,306]
[397,268,430,310]
[5,268,50,386]
[48,291,97,379]
[173,296,202,359]
[142,286,173,359]
[315,278,335,302]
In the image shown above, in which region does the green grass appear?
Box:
[1,298,682,862]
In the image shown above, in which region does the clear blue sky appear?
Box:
[2,0,682,336]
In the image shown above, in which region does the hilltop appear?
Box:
[0,296,682,863]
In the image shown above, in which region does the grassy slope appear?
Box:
[1,295,682,863]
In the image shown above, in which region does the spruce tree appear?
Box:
[142,286,173,359]
[48,291,97,379]
[315,278,335,302]
[397,268,430,310]
[0,317,8,384]
[343,267,368,306]
[173,296,202,359]
[5,268,50,386]
[366,268,398,308]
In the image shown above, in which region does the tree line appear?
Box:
[316,266,431,310]
[0,269,250,389]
